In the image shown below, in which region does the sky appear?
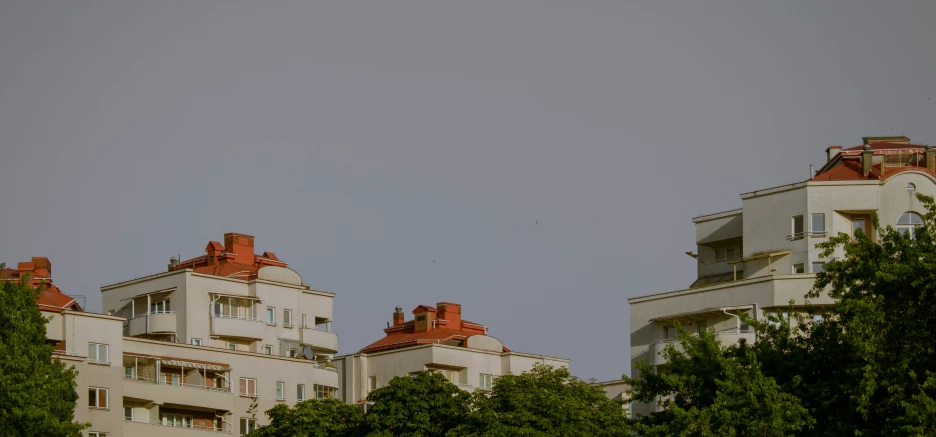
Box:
[1,0,935,381]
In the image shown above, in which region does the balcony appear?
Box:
[123,418,231,435]
[123,376,234,411]
[127,312,177,337]
[300,327,338,353]
[647,330,755,367]
[211,315,264,340]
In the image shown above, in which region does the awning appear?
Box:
[119,287,176,302]
[649,305,754,323]
[728,251,791,264]
[124,352,230,371]
[209,292,262,302]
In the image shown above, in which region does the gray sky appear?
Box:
[1,0,935,381]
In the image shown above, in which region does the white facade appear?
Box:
[629,138,936,416]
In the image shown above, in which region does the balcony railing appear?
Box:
[124,418,231,433]
[124,375,232,393]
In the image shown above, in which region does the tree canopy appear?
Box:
[627,193,936,436]
[0,265,87,437]
[251,398,364,437]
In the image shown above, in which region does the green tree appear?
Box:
[364,371,470,437]
[0,265,87,437]
[450,364,630,437]
[252,398,365,437]
[626,326,812,437]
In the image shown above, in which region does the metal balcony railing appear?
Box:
[124,375,232,393]
[124,418,231,433]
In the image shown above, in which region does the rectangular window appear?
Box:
[239,378,257,397]
[301,314,307,328]
[162,373,181,386]
[212,302,225,317]
[284,309,293,327]
[297,384,305,401]
[288,348,298,358]
[664,326,676,340]
[725,248,735,260]
[263,345,273,355]
[275,381,285,400]
[793,263,805,274]
[853,218,867,238]
[813,314,825,324]
[191,338,202,346]
[161,413,193,428]
[314,384,337,399]
[124,365,134,379]
[151,299,170,313]
[88,343,109,364]
[88,433,108,437]
[812,262,825,273]
[368,376,377,392]
[811,213,825,234]
[88,387,108,409]
[124,407,133,420]
[792,215,804,238]
[229,343,237,351]
[240,418,257,436]
[479,374,494,390]
[714,249,725,261]
[266,307,276,324]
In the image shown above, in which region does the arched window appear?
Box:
[897,212,924,238]
[906,183,916,194]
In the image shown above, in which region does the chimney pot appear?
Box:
[392,306,405,326]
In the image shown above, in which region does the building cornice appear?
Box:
[628,274,817,304]
[692,208,743,223]
[101,269,188,291]
[334,343,570,363]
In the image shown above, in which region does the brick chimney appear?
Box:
[224,233,256,264]
[437,302,462,329]
[861,144,873,177]
[393,306,405,326]
[826,145,842,162]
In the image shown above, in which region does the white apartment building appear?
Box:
[334,303,570,406]
[629,136,936,416]
[9,232,341,436]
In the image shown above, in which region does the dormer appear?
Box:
[413,305,437,332]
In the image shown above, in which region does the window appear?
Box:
[275,381,285,401]
[284,309,293,327]
[697,320,707,332]
[124,365,134,379]
[263,345,273,355]
[229,343,237,351]
[161,413,193,428]
[288,348,298,358]
[897,212,924,238]
[811,213,825,234]
[162,373,181,386]
[714,249,725,261]
[191,338,202,346]
[315,384,337,399]
[151,299,170,313]
[768,311,789,327]
[907,182,917,193]
[212,302,225,317]
[793,263,805,274]
[664,326,676,340]
[792,215,804,238]
[240,418,257,436]
[239,378,257,397]
[479,374,494,390]
[852,218,867,238]
[812,262,825,273]
[124,407,133,421]
[813,314,825,324]
[88,433,108,437]
[368,376,377,392]
[297,384,306,401]
[88,343,109,364]
[266,307,276,325]
[725,248,735,260]
[88,387,108,409]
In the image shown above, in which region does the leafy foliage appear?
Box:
[252,398,364,437]
[364,371,471,437]
[450,364,629,437]
[0,265,87,437]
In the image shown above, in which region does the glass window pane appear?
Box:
[811,213,825,232]
[792,216,804,234]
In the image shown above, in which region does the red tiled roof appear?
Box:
[842,142,927,152]
[811,160,936,182]
[1,264,82,313]
[359,302,507,354]
[192,262,259,279]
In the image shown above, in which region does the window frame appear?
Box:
[191,338,202,346]
[852,218,867,238]
[368,375,377,392]
[229,343,237,351]
[791,215,805,239]
[792,263,805,274]
[907,182,917,193]
[239,377,257,398]
[88,343,109,365]
[88,387,109,409]
[297,384,306,402]
[810,213,826,235]
[161,413,193,428]
[124,406,133,421]
[897,212,924,238]
[811,262,825,273]
[88,433,108,437]
[479,373,494,390]
[314,384,337,399]
[275,381,285,401]
[283,309,293,328]
[266,307,276,325]
[263,345,273,355]
[240,417,257,436]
